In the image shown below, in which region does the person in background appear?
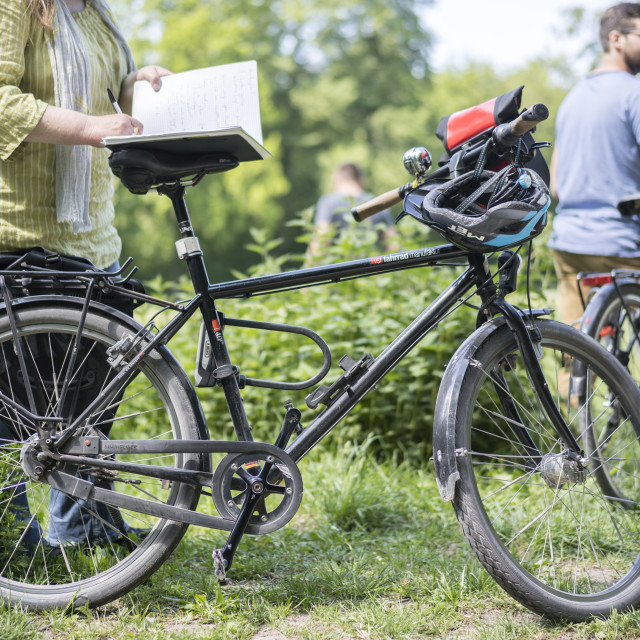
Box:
[0,0,170,550]
[549,2,640,326]
[309,163,399,258]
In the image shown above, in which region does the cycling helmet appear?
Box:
[420,167,550,252]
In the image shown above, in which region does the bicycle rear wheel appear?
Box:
[582,281,640,379]
[581,282,640,504]
[436,318,640,621]
[0,303,204,610]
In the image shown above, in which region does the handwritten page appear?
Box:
[131,61,263,144]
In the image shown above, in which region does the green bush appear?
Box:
[136,213,556,464]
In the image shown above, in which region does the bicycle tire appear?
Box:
[435,317,640,621]
[581,280,640,379]
[580,282,640,505]
[0,303,204,610]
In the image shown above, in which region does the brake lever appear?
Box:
[530,142,552,151]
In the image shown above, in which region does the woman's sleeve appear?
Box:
[0,0,49,161]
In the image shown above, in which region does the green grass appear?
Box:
[3,442,640,640]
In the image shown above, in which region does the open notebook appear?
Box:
[103,61,271,161]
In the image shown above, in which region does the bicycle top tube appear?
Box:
[207,244,470,299]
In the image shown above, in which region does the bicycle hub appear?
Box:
[539,452,587,489]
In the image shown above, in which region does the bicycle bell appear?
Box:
[403,147,432,178]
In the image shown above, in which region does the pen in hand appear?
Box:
[107,87,139,134]
[107,88,122,114]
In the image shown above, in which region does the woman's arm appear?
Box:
[0,1,49,159]
[24,105,143,147]
[24,65,172,148]
[1,1,145,152]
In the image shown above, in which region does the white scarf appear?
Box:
[45,0,136,232]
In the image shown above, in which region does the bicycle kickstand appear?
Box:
[212,403,302,584]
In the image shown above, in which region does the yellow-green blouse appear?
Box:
[0,1,128,268]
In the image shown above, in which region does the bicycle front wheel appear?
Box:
[437,318,640,621]
[0,303,204,610]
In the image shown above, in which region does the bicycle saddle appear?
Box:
[108,148,239,194]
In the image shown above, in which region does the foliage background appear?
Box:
[109,0,593,282]
[107,1,596,458]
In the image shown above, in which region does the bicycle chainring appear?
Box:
[211,450,303,535]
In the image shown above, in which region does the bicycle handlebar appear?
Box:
[492,103,549,148]
[351,185,410,222]
[351,102,550,223]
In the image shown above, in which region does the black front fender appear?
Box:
[433,307,550,502]
[433,318,508,501]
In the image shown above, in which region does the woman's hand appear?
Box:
[119,66,173,113]
[25,107,143,148]
[133,65,172,91]
[82,114,144,147]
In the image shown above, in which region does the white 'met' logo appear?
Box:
[447,224,485,241]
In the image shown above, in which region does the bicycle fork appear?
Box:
[491,297,586,468]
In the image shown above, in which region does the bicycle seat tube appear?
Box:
[160,183,253,441]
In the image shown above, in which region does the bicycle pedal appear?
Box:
[305,353,374,409]
[212,549,227,584]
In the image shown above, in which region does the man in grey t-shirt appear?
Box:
[549,2,640,326]
[309,163,397,258]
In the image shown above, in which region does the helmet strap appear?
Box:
[454,164,513,215]
[471,139,493,188]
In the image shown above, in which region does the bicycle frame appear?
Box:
[58,233,480,458]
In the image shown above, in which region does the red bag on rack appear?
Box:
[436,86,524,155]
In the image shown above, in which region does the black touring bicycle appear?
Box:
[2,88,640,622]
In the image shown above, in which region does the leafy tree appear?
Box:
[109,0,434,281]
[107,0,581,285]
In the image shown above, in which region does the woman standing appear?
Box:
[0,0,169,548]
